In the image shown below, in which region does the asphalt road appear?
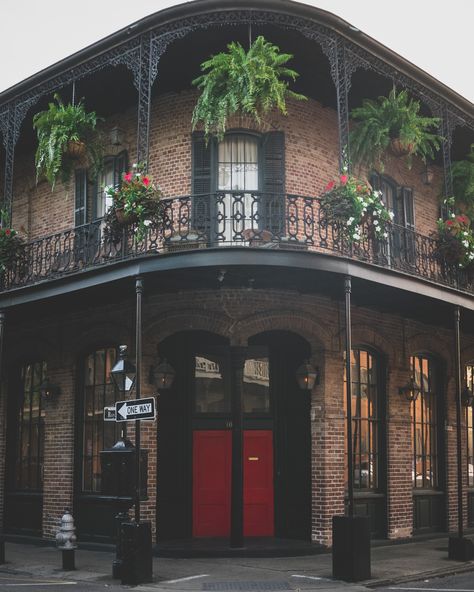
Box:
[377,572,474,592]
[0,574,125,591]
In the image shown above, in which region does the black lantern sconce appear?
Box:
[149,358,176,390]
[399,377,421,402]
[461,386,474,407]
[39,378,61,400]
[296,360,319,390]
[110,345,136,394]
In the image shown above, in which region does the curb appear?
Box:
[365,562,474,588]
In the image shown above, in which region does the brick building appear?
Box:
[0,0,474,550]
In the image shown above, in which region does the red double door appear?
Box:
[192,430,274,537]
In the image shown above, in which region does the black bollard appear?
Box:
[112,511,129,579]
[61,549,75,571]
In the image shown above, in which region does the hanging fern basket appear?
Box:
[64,140,87,159]
[388,138,414,158]
[191,36,307,140]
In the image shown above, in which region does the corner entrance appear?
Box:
[156,330,310,543]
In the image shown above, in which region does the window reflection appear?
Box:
[411,355,437,488]
[195,355,230,413]
[243,357,270,414]
[344,349,379,490]
[82,347,119,493]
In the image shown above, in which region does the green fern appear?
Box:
[350,89,442,170]
[192,36,306,140]
[33,94,103,189]
[452,144,474,215]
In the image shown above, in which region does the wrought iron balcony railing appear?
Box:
[2,192,473,294]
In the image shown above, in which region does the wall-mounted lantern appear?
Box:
[296,361,319,390]
[149,358,176,390]
[398,377,421,402]
[39,378,61,399]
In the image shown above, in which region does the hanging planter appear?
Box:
[191,35,307,141]
[33,94,103,189]
[350,89,442,171]
[104,166,163,243]
[435,214,474,268]
[0,210,24,273]
[320,173,393,242]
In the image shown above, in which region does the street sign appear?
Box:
[103,406,116,421]
[115,397,156,422]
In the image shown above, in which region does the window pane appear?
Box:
[243,357,270,414]
[194,355,229,413]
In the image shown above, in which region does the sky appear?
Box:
[0,0,473,103]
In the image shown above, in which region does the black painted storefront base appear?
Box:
[448,535,474,561]
[121,522,153,586]
[332,515,371,582]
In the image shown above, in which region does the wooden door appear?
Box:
[192,430,232,537]
[244,430,274,536]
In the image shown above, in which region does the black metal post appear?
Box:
[0,311,5,565]
[448,306,474,560]
[135,276,143,523]
[332,276,370,582]
[61,550,75,571]
[230,346,246,548]
[344,276,354,517]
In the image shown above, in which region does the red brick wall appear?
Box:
[10,91,444,243]
[0,287,472,546]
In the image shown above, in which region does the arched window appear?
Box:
[81,347,120,493]
[344,348,380,490]
[466,363,474,487]
[13,361,47,490]
[411,354,437,488]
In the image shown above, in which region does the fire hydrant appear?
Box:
[56,509,77,570]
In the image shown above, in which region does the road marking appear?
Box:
[389,586,474,592]
[0,583,77,587]
[292,574,325,581]
[162,574,209,584]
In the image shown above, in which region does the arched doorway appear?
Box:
[156,329,311,542]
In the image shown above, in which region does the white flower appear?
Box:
[451,213,456,218]
[347,217,354,226]
[463,240,469,248]
[143,220,152,227]
[132,163,138,169]
[389,212,395,220]
[374,220,379,227]
[383,232,388,238]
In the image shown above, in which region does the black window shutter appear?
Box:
[402,187,415,230]
[262,131,285,236]
[74,169,87,227]
[191,132,213,236]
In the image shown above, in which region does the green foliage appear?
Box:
[192,36,306,140]
[0,209,24,272]
[349,89,442,170]
[33,94,103,189]
[452,144,474,215]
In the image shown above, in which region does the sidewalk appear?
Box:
[1,537,474,590]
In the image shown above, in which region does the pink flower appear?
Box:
[124,172,133,182]
[5,229,11,236]
[325,180,335,192]
[142,176,150,187]
[340,175,348,185]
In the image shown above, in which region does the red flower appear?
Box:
[446,220,453,226]
[5,229,11,236]
[340,175,348,185]
[142,176,150,187]
[325,180,335,192]
[124,172,133,182]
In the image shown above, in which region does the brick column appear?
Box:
[311,350,345,547]
[386,366,413,539]
[41,363,75,539]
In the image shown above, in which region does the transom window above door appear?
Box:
[218,134,259,192]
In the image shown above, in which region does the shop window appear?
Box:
[81,347,120,493]
[14,361,47,491]
[194,354,230,414]
[411,354,438,488]
[344,349,380,490]
[243,356,270,414]
[466,364,474,487]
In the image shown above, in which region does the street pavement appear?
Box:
[1,538,474,591]
[377,571,474,592]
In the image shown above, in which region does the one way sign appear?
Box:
[115,397,156,422]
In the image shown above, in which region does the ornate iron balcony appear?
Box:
[2,192,473,294]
